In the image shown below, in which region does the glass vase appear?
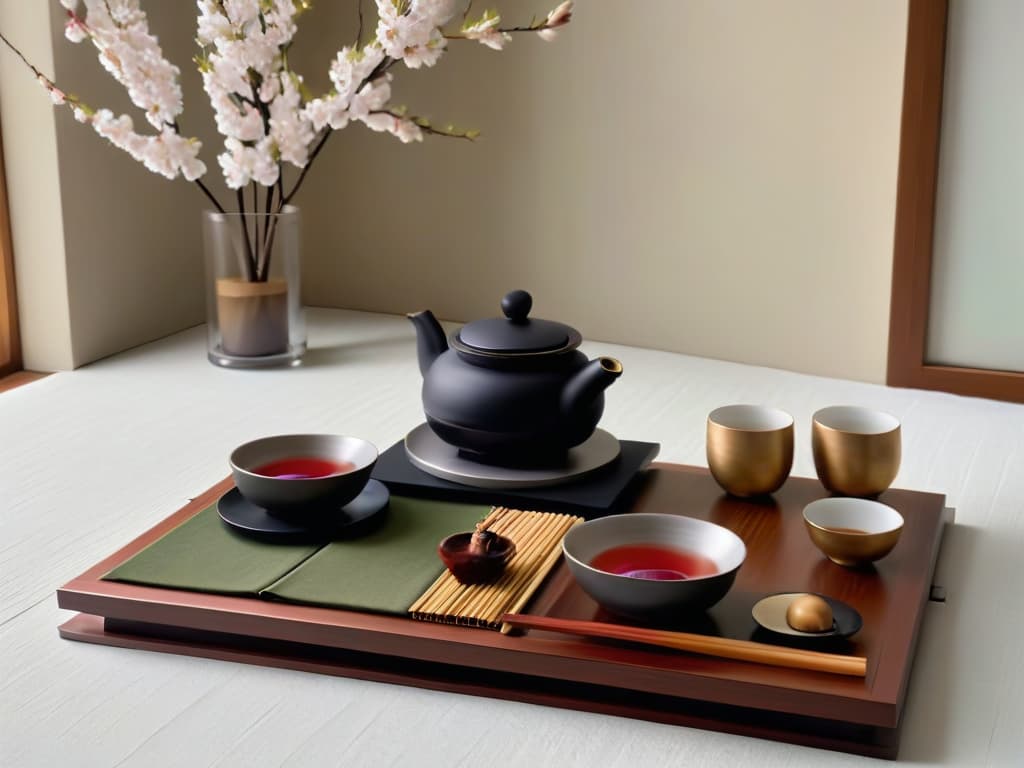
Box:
[202,205,306,368]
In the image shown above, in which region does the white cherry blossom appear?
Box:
[375,0,450,68]
[270,74,315,168]
[218,136,278,188]
[537,1,573,41]
[64,0,183,129]
[38,76,66,105]
[5,0,573,284]
[63,17,88,43]
[13,1,573,195]
[462,14,511,51]
[92,108,206,181]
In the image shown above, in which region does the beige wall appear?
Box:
[301,0,908,383]
[0,1,908,381]
[0,2,73,370]
[52,2,216,368]
[0,1,216,369]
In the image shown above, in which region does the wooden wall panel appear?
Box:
[887,0,1024,403]
[0,130,22,377]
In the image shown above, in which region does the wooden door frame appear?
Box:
[0,128,22,378]
[887,0,1023,403]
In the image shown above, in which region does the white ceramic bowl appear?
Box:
[803,497,904,566]
[230,434,378,520]
[562,513,747,619]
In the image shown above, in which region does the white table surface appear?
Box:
[2,308,1022,767]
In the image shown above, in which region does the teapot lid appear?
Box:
[455,290,580,356]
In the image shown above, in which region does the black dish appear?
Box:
[751,592,863,640]
[371,437,661,518]
[218,479,389,541]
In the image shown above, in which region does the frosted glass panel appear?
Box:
[926,0,1024,373]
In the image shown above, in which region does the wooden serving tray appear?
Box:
[57,464,951,759]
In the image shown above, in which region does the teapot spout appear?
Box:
[408,309,449,376]
[561,357,623,420]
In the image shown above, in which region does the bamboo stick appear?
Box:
[420,507,526,618]
[482,514,575,622]
[500,614,868,677]
[409,509,583,628]
[476,515,572,624]
[409,507,506,614]
[444,512,536,618]
[409,572,452,614]
[470,514,564,617]
[499,517,583,633]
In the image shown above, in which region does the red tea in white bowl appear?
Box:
[590,543,719,581]
[563,513,746,617]
[252,457,355,479]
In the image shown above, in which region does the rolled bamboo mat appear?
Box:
[408,506,583,632]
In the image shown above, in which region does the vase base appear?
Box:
[208,342,306,369]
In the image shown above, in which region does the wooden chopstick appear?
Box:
[500,613,867,677]
[498,517,582,634]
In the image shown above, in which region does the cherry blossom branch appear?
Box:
[7,0,574,288]
[281,54,396,205]
[194,177,227,214]
[2,23,207,187]
[0,29,47,81]
[251,181,260,260]
[257,181,276,279]
[368,110,480,141]
[280,128,331,207]
[0,31,90,119]
[445,1,573,48]
[235,188,257,281]
[256,174,287,282]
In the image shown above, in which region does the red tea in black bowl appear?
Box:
[251,457,354,479]
[590,543,719,581]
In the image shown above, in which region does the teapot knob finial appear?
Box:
[501,290,532,324]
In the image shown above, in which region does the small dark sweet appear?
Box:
[438,524,516,585]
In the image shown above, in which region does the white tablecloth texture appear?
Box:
[1,309,1022,767]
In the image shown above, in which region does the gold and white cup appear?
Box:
[707,405,794,497]
[811,406,901,497]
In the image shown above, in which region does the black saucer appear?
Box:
[751,592,863,641]
[218,480,390,541]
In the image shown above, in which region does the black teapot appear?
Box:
[408,290,623,464]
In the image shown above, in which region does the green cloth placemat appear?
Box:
[262,496,490,615]
[103,503,321,595]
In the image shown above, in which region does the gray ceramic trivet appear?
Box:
[404,424,621,489]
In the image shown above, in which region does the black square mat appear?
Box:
[371,437,660,518]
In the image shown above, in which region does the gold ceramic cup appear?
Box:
[707,405,794,497]
[812,406,901,497]
[803,497,904,567]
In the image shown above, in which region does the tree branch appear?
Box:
[370,110,480,141]
[281,128,332,206]
[194,178,226,214]
[235,188,257,281]
[280,56,396,205]
[257,180,276,281]
[0,29,48,79]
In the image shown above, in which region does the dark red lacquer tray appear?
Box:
[57,464,951,759]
